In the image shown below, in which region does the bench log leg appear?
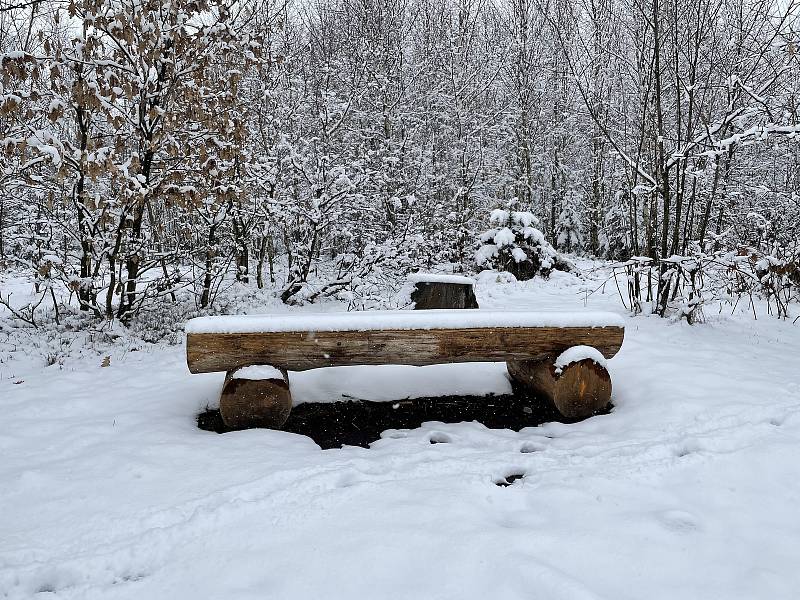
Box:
[219,368,292,429]
[507,355,611,419]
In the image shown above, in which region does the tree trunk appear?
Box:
[232,215,249,283]
[256,235,267,289]
[120,205,146,320]
[0,195,4,259]
[200,223,218,309]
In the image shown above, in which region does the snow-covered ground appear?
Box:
[2,268,800,599]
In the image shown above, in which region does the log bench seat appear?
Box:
[186,310,625,429]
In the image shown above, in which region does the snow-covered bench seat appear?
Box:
[185,310,625,429]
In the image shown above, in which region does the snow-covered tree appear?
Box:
[556,193,583,254]
[599,191,632,259]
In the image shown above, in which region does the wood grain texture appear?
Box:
[219,368,292,429]
[507,357,612,419]
[186,326,624,373]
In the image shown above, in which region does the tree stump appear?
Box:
[219,365,292,429]
[409,273,479,310]
[507,347,612,419]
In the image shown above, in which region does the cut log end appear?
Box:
[219,368,292,429]
[507,355,612,420]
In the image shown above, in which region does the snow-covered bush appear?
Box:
[475,202,573,280]
[609,239,800,322]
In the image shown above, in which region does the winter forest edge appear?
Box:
[1,0,799,330]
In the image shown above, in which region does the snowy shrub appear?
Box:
[475,202,573,280]
[607,240,800,322]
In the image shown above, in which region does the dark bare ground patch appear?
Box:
[197,380,612,449]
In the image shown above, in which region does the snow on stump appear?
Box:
[408,273,479,310]
[506,346,611,419]
[219,365,292,429]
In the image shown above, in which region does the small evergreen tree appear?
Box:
[599,191,631,260]
[475,199,573,280]
[556,193,583,254]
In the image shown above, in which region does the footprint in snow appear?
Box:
[495,472,526,487]
[674,439,704,458]
[520,441,546,453]
[657,509,700,533]
[337,473,356,488]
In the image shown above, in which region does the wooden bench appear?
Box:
[186,310,625,429]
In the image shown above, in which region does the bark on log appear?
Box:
[411,281,479,310]
[506,356,612,419]
[219,368,292,429]
[187,326,624,373]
